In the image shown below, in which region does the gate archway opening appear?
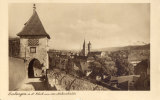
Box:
[28,58,43,78]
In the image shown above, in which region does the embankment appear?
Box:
[47,69,110,91]
[9,57,26,90]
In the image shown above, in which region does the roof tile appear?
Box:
[17,10,50,39]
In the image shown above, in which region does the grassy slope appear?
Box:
[9,57,26,90]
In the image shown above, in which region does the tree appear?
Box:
[109,50,132,76]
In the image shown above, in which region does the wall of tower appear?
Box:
[19,37,49,69]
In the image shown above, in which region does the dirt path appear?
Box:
[16,78,49,91]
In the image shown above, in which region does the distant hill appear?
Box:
[93,44,150,52]
[49,44,150,52]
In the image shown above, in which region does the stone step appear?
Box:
[24,78,43,83]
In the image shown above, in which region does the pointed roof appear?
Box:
[88,41,91,45]
[17,4,50,39]
[83,39,86,47]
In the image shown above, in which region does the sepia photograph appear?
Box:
[9,3,150,91]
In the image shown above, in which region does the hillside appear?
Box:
[94,44,150,52]
[9,57,26,90]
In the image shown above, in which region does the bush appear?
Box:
[109,50,134,76]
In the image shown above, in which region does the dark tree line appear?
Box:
[109,50,134,76]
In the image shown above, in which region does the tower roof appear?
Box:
[83,39,86,46]
[83,39,85,44]
[17,4,50,39]
[88,41,91,45]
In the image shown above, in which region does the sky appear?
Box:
[9,3,150,50]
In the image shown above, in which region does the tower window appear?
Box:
[30,47,36,53]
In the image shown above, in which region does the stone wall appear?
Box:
[9,38,20,57]
[20,37,49,69]
[47,70,110,91]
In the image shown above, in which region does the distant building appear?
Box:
[48,50,73,58]
[81,39,88,56]
[88,41,91,53]
[129,61,141,67]
[87,56,95,62]
[88,51,106,58]
[80,40,106,58]
[80,40,92,56]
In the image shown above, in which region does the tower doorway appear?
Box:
[28,58,42,78]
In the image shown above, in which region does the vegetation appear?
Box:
[109,50,134,76]
[49,50,134,77]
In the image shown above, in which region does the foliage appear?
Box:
[134,59,150,75]
[109,50,134,76]
[88,56,117,76]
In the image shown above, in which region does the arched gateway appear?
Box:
[17,4,50,78]
[28,58,41,78]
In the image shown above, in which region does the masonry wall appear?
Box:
[47,70,110,91]
[19,37,49,69]
[9,38,20,57]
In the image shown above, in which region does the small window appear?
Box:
[30,47,36,53]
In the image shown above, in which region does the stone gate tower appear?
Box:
[17,4,50,78]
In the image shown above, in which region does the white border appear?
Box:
[1,0,160,100]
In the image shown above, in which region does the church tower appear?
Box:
[82,39,88,56]
[88,41,91,53]
[17,4,50,78]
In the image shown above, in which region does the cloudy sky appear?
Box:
[9,3,150,50]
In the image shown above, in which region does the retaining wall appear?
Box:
[47,70,110,91]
